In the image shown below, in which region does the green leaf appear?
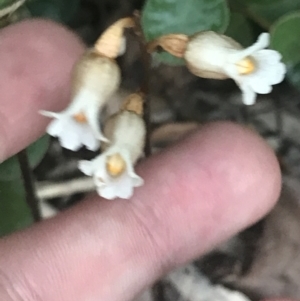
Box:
[0,179,33,237]
[225,13,254,47]
[270,12,300,65]
[228,0,246,12]
[0,135,50,181]
[278,60,300,90]
[141,0,230,65]
[27,1,60,21]
[247,0,300,28]
[246,0,276,4]
[27,0,80,23]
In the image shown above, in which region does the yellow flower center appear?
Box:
[106,153,126,177]
[73,112,87,123]
[236,57,256,75]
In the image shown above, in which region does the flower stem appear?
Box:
[133,11,152,157]
[18,149,42,222]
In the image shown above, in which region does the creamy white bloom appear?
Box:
[40,51,121,151]
[78,110,146,200]
[184,32,286,105]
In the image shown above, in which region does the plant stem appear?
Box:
[133,11,152,157]
[240,104,250,124]
[152,280,166,301]
[18,150,42,222]
[273,94,283,151]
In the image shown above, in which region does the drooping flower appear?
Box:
[78,93,146,200]
[40,51,121,151]
[184,32,286,105]
[40,17,135,151]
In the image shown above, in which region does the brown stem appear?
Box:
[133,11,152,157]
[152,280,166,301]
[18,150,42,222]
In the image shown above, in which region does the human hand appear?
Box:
[0,20,281,301]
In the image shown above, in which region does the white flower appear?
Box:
[184,32,286,105]
[78,110,146,200]
[79,149,143,200]
[40,51,121,151]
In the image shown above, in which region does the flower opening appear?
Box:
[235,56,256,75]
[184,31,286,105]
[73,112,88,123]
[106,153,126,177]
[40,52,121,151]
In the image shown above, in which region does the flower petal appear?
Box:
[80,124,100,151]
[231,33,270,61]
[239,84,257,105]
[244,50,286,93]
[65,89,99,115]
[131,175,144,187]
[46,118,64,137]
[58,125,82,151]
[84,103,108,142]
[39,110,61,119]
[78,160,95,176]
[115,175,134,199]
[97,173,134,200]
[251,82,272,94]
[97,185,116,200]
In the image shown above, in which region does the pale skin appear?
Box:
[0,19,291,301]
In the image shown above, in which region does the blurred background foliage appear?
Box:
[0,0,300,236]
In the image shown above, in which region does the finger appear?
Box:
[263,298,297,301]
[0,19,84,162]
[0,122,281,301]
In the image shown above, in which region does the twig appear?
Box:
[166,265,251,301]
[273,93,284,151]
[133,11,152,157]
[152,280,166,301]
[239,104,250,125]
[18,149,42,222]
[36,177,95,199]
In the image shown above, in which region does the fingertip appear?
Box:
[0,19,85,160]
[132,121,281,264]
[194,121,281,221]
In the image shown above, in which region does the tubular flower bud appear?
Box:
[121,92,144,116]
[184,32,286,105]
[94,17,135,59]
[40,50,121,151]
[78,109,146,200]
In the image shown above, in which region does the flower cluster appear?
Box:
[40,18,145,200]
[40,17,286,200]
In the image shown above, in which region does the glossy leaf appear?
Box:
[247,0,300,28]
[286,62,300,89]
[27,0,80,23]
[0,135,50,181]
[246,0,277,4]
[142,0,230,65]
[0,179,33,237]
[271,12,300,65]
